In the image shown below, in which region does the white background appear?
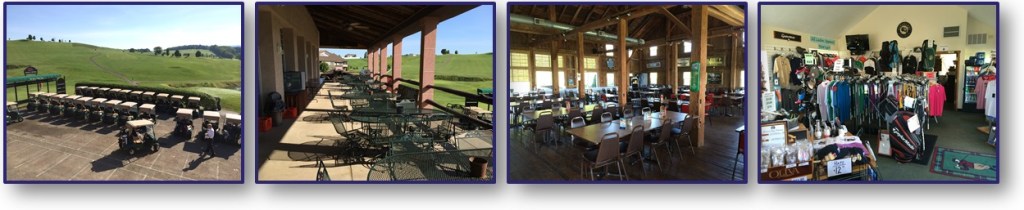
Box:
[1,0,1019,209]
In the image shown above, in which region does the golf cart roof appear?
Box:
[171,95,184,100]
[65,95,82,101]
[87,87,100,90]
[90,98,107,103]
[203,111,221,120]
[7,102,17,106]
[110,88,122,92]
[30,92,45,97]
[76,97,94,104]
[188,97,200,103]
[104,100,122,106]
[119,89,132,93]
[119,102,138,109]
[54,94,69,100]
[176,108,193,118]
[98,87,111,91]
[126,120,154,127]
[130,90,143,95]
[225,113,242,124]
[139,104,156,113]
[76,86,88,90]
[143,92,156,96]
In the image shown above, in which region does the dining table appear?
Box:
[565,111,688,145]
[520,104,597,122]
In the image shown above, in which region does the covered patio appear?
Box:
[256,4,494,182]
[507,4,747,182]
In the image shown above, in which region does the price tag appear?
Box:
[903,96,916,108]
[762,91,777,112]
[826,158,853,177]
[832,59,845,72]
[907,115,921,132]
[878,133,892,156]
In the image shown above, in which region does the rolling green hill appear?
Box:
[5,40,242,112]
[168,48,216,57]
[343,54,494,109]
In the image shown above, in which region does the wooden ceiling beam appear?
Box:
[570,6,582,25]
[707,6,744,27]
[531,5,672,46]
[659,8,692,35]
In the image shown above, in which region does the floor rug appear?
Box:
[929,147,998,181]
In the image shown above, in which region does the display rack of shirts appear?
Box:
[975,71,996,110]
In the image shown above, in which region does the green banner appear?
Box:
[690,61,701,92]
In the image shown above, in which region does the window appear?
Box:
[534,54,551,68]
[649,46,658,57]
[510,52,530,92]
[605,44,614,57]
[557,55,565,68]
[684,41,692,53]
[536,71,553,87]
[650,72,659,85]
[584,72,598,87]
[584,57,597,69]
[683,72,692,86]
[606,73,615,87]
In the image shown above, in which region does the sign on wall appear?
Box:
[810,36,836,50]
[774,31,802,42]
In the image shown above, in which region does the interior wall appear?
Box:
[839,5,968,57]
[257,5,319,115]
[761,25,838,50]
[966,15,997,64]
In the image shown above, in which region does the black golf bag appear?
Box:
[888,111,924,163]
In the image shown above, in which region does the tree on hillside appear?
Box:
[195,50,203,57]
[184,54,190,58]
[173,50,181,57]
[26,34,32,40]
[454,50,458,55]
[129,48,136,53]
[440,49,448,55]
[51,38,55,42]
[154,46,163,55]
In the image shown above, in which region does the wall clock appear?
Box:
[897,21,912,38]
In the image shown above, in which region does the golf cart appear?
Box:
[6,102,23,124]
[52,94,69,115]
[63,95,82,118]
[117,101,139,126]
[142,92,156,104]
[109,88,123,100]
[202,111,221,141]
[156,93,171,114]
[188,97,203,118]
[75,97,94,120]
[119,89,132,101]
[175,108,194,137]
[76,86,89,97]
[39,93,56,114]
[128,90,143,102]
[27,92,44,112]
[103,100,123,124]
[89,98,107,122]
[223,113,242,145]
[139,104,157,125]
[118,120,159,155]
[97,87,111,99]
[87,87,100,97]
[171,95,185,114]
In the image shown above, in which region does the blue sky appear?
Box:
[325,5,494,57]
[5,5,241,49]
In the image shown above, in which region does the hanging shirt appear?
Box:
[774,56,792,87]
[985,80,997,118]
[928,84,946,116]
[834,81,852,122]
[817,80,831,119]
[976,77,992,109]
[789,57,804,86]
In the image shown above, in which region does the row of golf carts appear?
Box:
[14,87,240,155]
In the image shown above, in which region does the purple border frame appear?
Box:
[253,1,498,184]
[3,1,245,184]
[504,1,749,184]
[756,1,1000,184]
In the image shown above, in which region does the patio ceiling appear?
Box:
[306,5,477,49]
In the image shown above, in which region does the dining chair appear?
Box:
[567,116,586,145]
[621,125,645,178]
[600,112,613,123]
[534,113,554,144]
[732,130,745,181]
[580,133,624,181]
[588,106,604,124]
[640,107,652,116]
[647,119,677,171]
[672,117,697,156]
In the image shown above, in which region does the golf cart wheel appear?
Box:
[151,144,159,152]
[127,148,135,155]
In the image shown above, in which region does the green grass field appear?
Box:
[345,54,494,109]
[5,40,242,112]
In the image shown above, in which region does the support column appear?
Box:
[598,54,606,88]
[369,47,376,76]
[548,6,560,94]
[732,33,741,89]
[392,38,403,91]
[380,44,388,82]
[528,49,536,90]
[671,43,679,95]
[690,5,709,147]
[576,32,585,99]
[616,18,629,106]
[418,17,438,108]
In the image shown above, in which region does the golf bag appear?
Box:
[888,111,924,163]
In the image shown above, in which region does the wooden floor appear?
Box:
[508,112,747,182]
